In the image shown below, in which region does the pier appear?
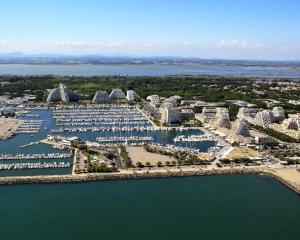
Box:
[0,153,72,161]
[0,162,70,170]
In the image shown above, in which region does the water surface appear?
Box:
[1,63,300,78]
[0,175,299,240]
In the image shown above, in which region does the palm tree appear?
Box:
[145,162,151,167]
[156,161,162,167]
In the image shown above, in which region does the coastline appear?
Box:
[0,167,299,196]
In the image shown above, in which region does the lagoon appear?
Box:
[0,63,300,78]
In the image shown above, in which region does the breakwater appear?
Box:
[0,168,258,184]
[0,168,299,196]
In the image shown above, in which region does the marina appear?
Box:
[174,134,215,142]
[0,105,216,177]
[0,153,72,161]
[0,162,70,170]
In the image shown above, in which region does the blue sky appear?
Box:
[0,0,299,60]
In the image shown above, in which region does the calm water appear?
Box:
[0,175,299,240]
[1,63,300,78]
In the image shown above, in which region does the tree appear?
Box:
[156,161,163,167]
[145,162,151,167]
[136,161,143,168]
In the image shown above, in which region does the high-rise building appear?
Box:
[161,106,180,125]
[214,108,231,128]
[272,107,285,121]
[109,89,126,99]
[46,83,80,102]
[126,90,135,102]
[146,95,160,108]
[92,91,111,104]
[231,119,250,137]
[255,110,274,128]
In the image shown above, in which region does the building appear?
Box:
[282,114,300,130]
[194,101,225,108]
[272,107,285,121]
[109,89,126,99]
[196,107,217,124]
[232,119,250,137]
[226,100,250,107]
[146,95,160,108]
[161,106,180,125]
[0,101,3,115]
[255,110,274,128]
[288,100,300,106]
[160,97,177,110]
[126,90,135,102]
[47,83,80,103]
[214,108,231,128]
[92,91,111,104]
[237,107,255,120]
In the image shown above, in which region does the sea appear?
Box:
[0,175,299,240]
[0,63,300,78]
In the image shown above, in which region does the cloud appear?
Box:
[216,40,248,49]
[141,42,153,48]
[254,43,264,49]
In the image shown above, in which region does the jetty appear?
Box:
[0,166,299,196]
[0,153,72,161]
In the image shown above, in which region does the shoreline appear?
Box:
[0,168,299,196]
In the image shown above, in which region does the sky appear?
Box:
[0,0,300,60]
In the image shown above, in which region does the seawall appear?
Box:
[0,168,299,196]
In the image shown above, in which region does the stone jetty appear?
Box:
[0,168,299,196]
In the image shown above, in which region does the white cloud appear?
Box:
[216,40,248,49]
[254,43,264,49]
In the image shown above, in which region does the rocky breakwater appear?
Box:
[0,168,263,185]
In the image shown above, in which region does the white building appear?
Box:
[147,95,160,108]
[255,110,274,128]
[200,107,217,124]
[214,108,231,128]
[92,91,111,104]
[272,107,285,121]
[109,89,126,99]
[161,106,180,125]
[282,114,300,130]
[0,101,3,115]
[160,97,177,110]
[232,119,250,137]
[126,90,135,102]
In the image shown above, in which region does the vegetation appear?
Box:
[252,125,299,143]
[1,75,298,105]
[119,145,133,168]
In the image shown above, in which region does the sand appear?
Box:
[272,167,300,189]
[127,146,175,165]
[225,147,261,160]
[0,117,21,140]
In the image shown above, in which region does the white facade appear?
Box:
[255,110,274,128]
[272,107,285,120]
[161,107,180,125]
[232,119,250,136]
[109,89,126,99]
[92,91,111,104]
[147,95,160,108]
[215,108,231,128]
[126,90,135,102]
